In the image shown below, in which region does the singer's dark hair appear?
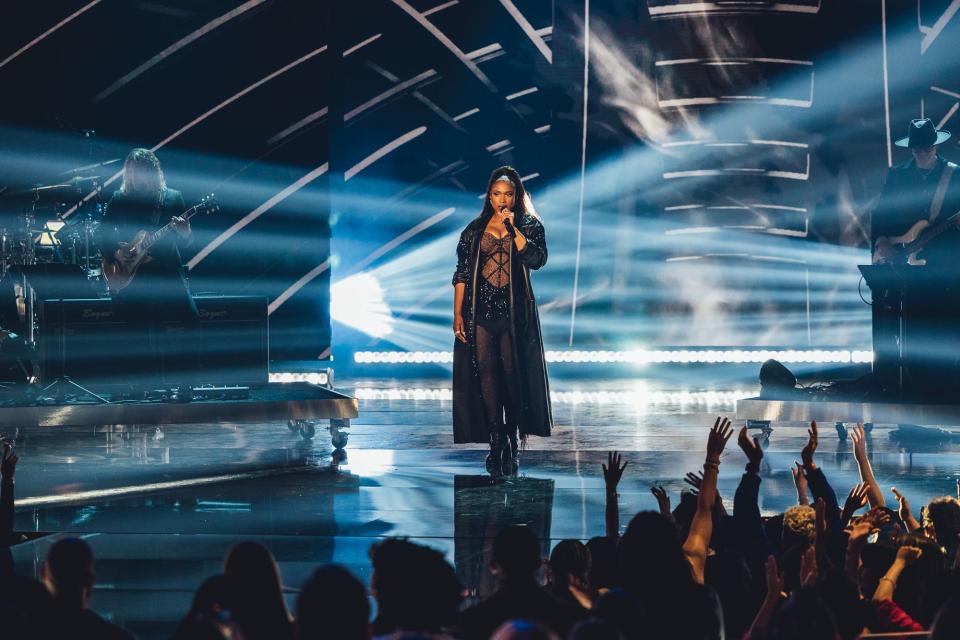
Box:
[480,166,530,224]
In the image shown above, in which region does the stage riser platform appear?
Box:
[737,397,960,426]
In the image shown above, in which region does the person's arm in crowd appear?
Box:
[801,421,845,566]
[745,556,784,640]
[791,461,809,506]
[733,426,770,562]
[683,417,733,584]
[891,487,922,533]
[844,517,878,588]
[840,483,869,529]
[850,423,886,508]
[872,544,922,602]
[602,451,627,540]
[650,485,673,524]
[1,444,17,545]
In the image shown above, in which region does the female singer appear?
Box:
[452,167,553,474]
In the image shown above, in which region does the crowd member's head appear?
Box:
[782,505,816,549]
[585,537,618,591]
[42,537,96,610]
[768,588,840,640]
[618,511,690,596]
[489,619,559,640]
[925,497,960,550]
[567,617,625,640]
[548,540,590,593]
[223,541,291,640]
[816,568,867,640]
[704,551,753,639]
[171,574,242,640]
[931,593,960,640]
[590,589,643,639]
[370,539,462,635]
[492,525,542,583]
[297,564,370,640]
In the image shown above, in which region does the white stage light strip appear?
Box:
[354,387,749,405]
[344,126,427,181]
[453,108,480,121]
[344,69,437,122]
[18,467,309,507]
[267,106,328,145]
[268,259,331,315]
[391,0,497,92]
[270,372,329,385]
[921,0,960,55]
[423,0,460,16]
[343,33,382,57]
[507,86,539,100]
[0,0,102,71]
[354,349,874,365]
[63,45,328,220]
[187,162,329,269]
[498,0,553,63]
[96,0,268,101]
[648,2,821,17]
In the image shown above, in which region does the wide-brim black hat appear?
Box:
[895,117,951,148]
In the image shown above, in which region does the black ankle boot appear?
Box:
[486,433,503,474]
[502,431,519,475]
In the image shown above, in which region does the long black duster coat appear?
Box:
[451,211,553,443]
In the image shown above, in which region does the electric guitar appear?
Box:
[873,209,960,266]
[102,194,218,292]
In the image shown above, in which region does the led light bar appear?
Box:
[352,387,750,405]
[354,349,873,365]
[270,371,330,386]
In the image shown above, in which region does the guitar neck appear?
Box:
[142,205,199,252]
[909,211,960,251]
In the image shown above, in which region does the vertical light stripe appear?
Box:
[497,0,553,63]
[390,0,497,92]
[344,127,427,181]
[0,0,102,71]
[882,0,892,167]
[96,0,268,101]
[269,260,331,315]
[187,162,329,269]
[937,102,959,130]
[569,1,590,346]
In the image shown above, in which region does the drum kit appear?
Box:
[0,158,119,345]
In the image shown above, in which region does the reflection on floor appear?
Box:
[7,377,960,638]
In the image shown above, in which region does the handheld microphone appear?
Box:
[500,205,516,236]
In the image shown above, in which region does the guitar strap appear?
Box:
[929,161,957,222]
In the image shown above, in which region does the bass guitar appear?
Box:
[102,194,218,292]
[873,209,960,266]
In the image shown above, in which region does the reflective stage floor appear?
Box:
[7,377,960,638]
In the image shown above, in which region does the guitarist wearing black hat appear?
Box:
[872,118,960,268]
[871,118,960,398]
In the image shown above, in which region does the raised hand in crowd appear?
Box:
[650,485,672,521]
[841,483,870,528]
[747,555,785,639]
[800,545,819,588]
[891,487,922,533]
[737,425,763,471]
[791,462,809,506]
[850,423,885,508]
[801,420,819,471]
[602,451,627,539]
[873,544,923,602]
[682,416,733,584]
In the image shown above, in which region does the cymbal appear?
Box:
[59,158,120,176]
[3,183,78,197]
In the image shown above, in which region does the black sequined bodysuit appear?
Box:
[475,232,511,331]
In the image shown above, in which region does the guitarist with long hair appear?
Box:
[95,148,200,398]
